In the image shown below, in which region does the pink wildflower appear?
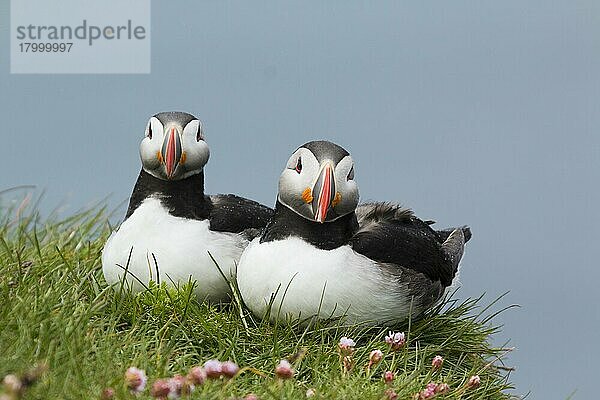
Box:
[245,395,259,400]
[385,388,399,400]
[383,370,395,384]
[221,361,240,378]
[306,388,316,397]
[416,382,437,399]
[150,379,171,399]
[124,367,147,394]
[100,387,115,400]
[368,349,383,367]
[467,375,481,388]
[2,375,22,394]
[431,355,444,370]
[275,359,294,379]
[338,337,356,354]
[436,383,450,394]
[384,331,406,351]
[187,366,206,386]
[426,382,437,390]
[167,375,189,399]
[203,360,223,379]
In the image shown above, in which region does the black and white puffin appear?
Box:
[102,112,273,301]
[237,140,471,325]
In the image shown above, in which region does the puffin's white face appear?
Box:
[278,142,359,223]
[139,113,209,180]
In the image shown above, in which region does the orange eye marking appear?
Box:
[332,192,342,207]
[302,187,313,203]
[157,151,163,163]
[180,151,186,164]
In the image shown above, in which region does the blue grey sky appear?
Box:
[1,1,598,398]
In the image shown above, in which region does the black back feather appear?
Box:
[351,202,465,287]
[208,194,273,237]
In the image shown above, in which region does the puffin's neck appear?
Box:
[125,169,211,220]
[260,201,358,250]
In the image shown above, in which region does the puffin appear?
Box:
[237,140,471,325]
[102,112,273,301]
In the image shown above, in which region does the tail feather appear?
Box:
[441,228,466,275]
[436,226,472,243]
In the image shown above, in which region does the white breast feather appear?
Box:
[237,237,414,325]
[102,197,246,301]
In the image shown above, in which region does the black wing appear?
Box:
[208,194,274,239]
[350,202,457,286]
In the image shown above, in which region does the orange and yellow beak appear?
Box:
[161,126,182,179]
[312,163,336,223]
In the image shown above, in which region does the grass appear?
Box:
[0,195,518,399]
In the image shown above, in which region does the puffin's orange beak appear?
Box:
[312,163,336,223]
[161,127,182,179]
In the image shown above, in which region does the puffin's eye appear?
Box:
[196,127,203,142]
[147,123,152,139]
[347,166,354,181]
[295,157,302,174]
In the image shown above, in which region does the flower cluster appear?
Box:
[3,375,22,395]
[338,337,357,373]
[123,360,241,399]
[275,359,294,379]
[188,366,207,386]
[202,359,240,380]
[431,355,444,371]
[125,367,147,394]
[338,337,356,354]
[100,387,115,400]
[467,375,481,388]
[383,370,395,384]
[119,341,480,400]
[1,364,48,400]
[334,333,408,377]
[368,349,383,368]
[149,375,194,399]
[203,359,223,379]
[385,331,406,351]
[415,382,450,399]
[149,379,171,399]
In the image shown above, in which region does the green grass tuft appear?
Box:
[0,198,518,399]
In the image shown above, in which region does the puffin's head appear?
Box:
[139,111,209,180]
[278,140,359,223]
